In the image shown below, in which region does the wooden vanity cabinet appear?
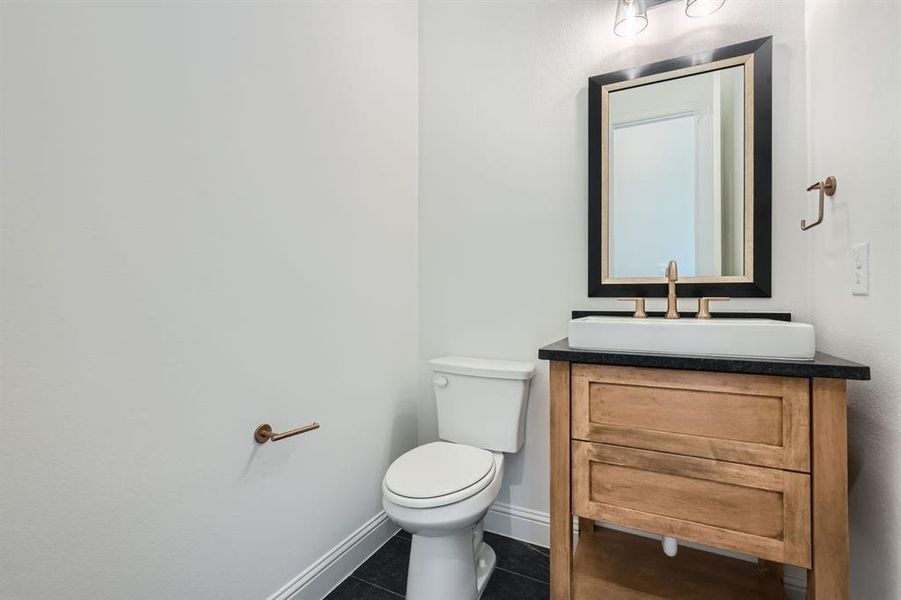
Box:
[548,360,857,600]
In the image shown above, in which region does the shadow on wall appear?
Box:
[591,25,774,75]
[504,369,547,492]
[847,395,872,492]
[387,401,419,476]
[503,443,528,490]
[846,387,900,581]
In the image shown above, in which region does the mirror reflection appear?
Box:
[608,65,745,279]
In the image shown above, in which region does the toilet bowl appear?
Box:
[382,356,534,600]
[383,442,504,600]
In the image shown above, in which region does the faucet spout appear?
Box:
[665,260,680,319]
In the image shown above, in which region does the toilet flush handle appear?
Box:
[432,375,449,388]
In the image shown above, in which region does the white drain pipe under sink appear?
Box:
[662,536,678,557]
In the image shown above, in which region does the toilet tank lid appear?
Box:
[429,356,535,380]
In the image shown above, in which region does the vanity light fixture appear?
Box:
[685,0,726,18]
[614,0,726,37]
[614,0,648,37]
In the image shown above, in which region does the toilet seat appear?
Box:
[383,442,498,509]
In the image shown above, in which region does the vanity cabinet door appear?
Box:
[571,364,810,471]
[572,441,812,568]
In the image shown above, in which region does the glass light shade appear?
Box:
[685,0,726,18]
[614,0,648,37]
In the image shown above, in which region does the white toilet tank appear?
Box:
[429,356,535,453]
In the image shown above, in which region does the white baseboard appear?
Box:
[267,510,399,600]
[782,567,808,600]
[483,502,806,599]
[483,501,551,547]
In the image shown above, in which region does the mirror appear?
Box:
[588,37,772,298]
[609,66,745,279]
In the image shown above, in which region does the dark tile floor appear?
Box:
[325,529,550,599]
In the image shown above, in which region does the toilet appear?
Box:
[382,356,535,600]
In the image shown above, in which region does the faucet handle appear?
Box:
[618,297,648,319]
[696,297,730,320]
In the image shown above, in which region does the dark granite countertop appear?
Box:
[538,337,870,380]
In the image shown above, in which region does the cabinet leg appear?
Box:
[758,559,784,583]
[550,361,572,600]
[578,517,595,534]
[807,379,849,600]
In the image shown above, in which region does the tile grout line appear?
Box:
[350,567,549,598]
[493,565,550,586]
[349,575,406,598]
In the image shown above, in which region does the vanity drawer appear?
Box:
[571,364,810,471]
[572,442,811,568]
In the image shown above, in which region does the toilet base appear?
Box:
[405,522,496,600]
[475,539,496,598]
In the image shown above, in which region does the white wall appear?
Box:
[0,2,418,599]
[805,2,901,597]
[419,0,809,515]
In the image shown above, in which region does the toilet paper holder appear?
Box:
[254,422,320,444]
[801,176,837,231]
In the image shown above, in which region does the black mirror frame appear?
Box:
[587,36,773,298]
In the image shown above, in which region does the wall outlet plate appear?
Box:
[851,242,869,296]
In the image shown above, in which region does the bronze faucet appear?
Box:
[665,260,680,319]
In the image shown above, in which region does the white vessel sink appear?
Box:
[568,316,816,361]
